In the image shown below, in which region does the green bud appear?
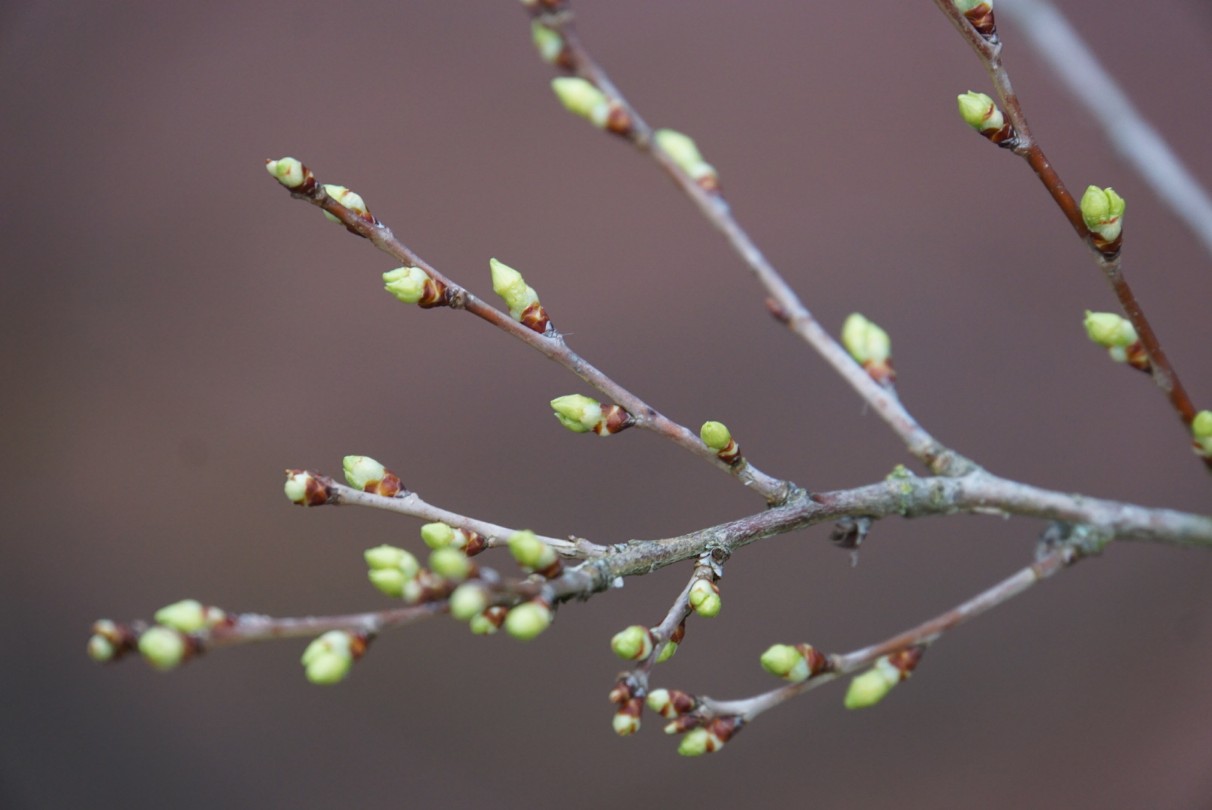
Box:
[610,625,655,661]
[87,634,116,662]
[504,601,552,641]
[489,258,541,321]
[1079,186,1126,242]
[551,77,610,128]
[843,657,901,709]
[428,547,471,582]
[1193,410,1212,456]
[153,599,223,633]
[138,627,187,671]
[469,611,500,635]
[699,421,732,451]
[760,643,810,682]
[449,583,490,621]
[382,267,431,305]
[1083,311,1137,349]
[957,91,1003,133]
[688,579,722,618]
[531,21,564,64]
[367,568,406,598]
[364,545,420,577]
[841,313,891,366]
[343,455,387,490]
[420,522,457,549]
[283,471,313,504]
[321,184,368,222]
[301,630,355,685]
[550,394,602,434]
[507,529,558,571]
[656,640,678,663]
[612,709,641,737]
[265,157,305,188]
[654,128,718,186]
[677,727,723,757]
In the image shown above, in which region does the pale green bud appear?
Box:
[699,421,732,451]
[153,599,223,633]
[612,710,641,737]
[382,266,431,305]
[87,634,116,662]
[343,455,387,490]
[551,77,610,128]
[489,258,541,321]
[688,579,721,618]
[841,313,891,366]
[428,547,471,582]
[469,612,500,635]
[843,657,902,709]
[656,640,678,663]
[654,129,718,186]
[1193,410,1212,456]
[421,522,457,549]
[504,601,552,641]
[760,643,810,682]
[531,21,564,64]
[367,568,407,598]
[138,627,187,671]
[265,157,305,188]
[1083,311,1137,349]
[364,545,420,577]
[508,529,558,571]
[550,394,601,434]
[301,630,354,685]
[953,0,992,12]
[957,91,1003,133]
[283,471,313,504]
[610,625,654,661]
[449,583,490,621]
[1080,186,1126,242]
[677,728,715,757]
[321,184,368,222]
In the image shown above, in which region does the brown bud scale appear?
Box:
[715,439,742,466]
[888,645,925,679]
[796,644,833,678]
[604,103,633,137]
[595,404,634,435]
[417,277,449,309]
[963,5,998,41]
[286,470,332,506]
[1089,232,1123,260]
[519,302,550,333]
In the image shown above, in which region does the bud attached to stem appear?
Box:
[320,184,372,224]
[1080,186,1126,256]
[1082,311,1149,372]
[844,647,924,709]
[610,625,656,661]
[551,394,633,436]
[301,630,367,685]
[342,455,404,497]
[138,626,191,672]
[953,0,997,41]
[489,258,549,333]
[265,157,313,191]
[957,91,1015,147]
[507,529,563,578]
[677,717,740,757]
[504,599,553,641]
[841,313,895,386]
[1192,410,1212,459]
[383,266,447,309]
[654,129,719,192]
[688,578,722,618]
[551,77,632,136]
[760,643,831,683]
[284,470,331,506]
[700,421,742,466]
[531,21,572,68]
[154,599,227,633]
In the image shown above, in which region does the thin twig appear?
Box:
[930,0,1205,458]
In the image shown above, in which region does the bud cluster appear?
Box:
[87,619,138,664]
[550,394,633,436]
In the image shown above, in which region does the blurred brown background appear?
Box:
[3,1,1211,807]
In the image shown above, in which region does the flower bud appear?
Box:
[88,619,135,663]
[420,522,456,549]
[342,455,403,497]
[364,544,419,575]
[656,640,678,663]
[551,77,610,127]
[87,634,116,663]
[842,313,894,385]
[504,600,553,641]
[138,626,188,671]
[954,0,996,39]
[688,579,721,618]
[449,583,490,621]
[1193,410,1212,457]
[154,599,225,633]
[760,643,830,682]
[1083,311,1137,349]
[957,91,1003,132]
[610,625,655,661]
[844,648,922,709]
[489,258,548,332]
[507,529,561,576]
[300,630,357,685]
[531,21,568,66]
[612,698,643,736]
[265,157,306,189]
[382,266,446,309]
[321,184,369,223]
[699,421,731,451]
[469,606,508,635]
[654,128,719,192]
[284,470,329,506]
[428,547,471,582]
[551,394,633,436]
[1080,186,1126,250]
[646,688,696,719]
[676,718,738,756]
